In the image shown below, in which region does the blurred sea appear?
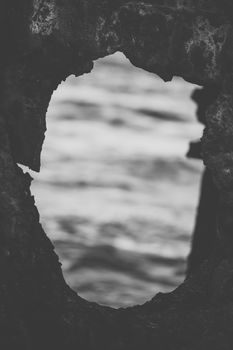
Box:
[31,52,204,308]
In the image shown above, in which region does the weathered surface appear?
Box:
[2,0,233,349]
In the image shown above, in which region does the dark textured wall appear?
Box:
[1,1,233,349]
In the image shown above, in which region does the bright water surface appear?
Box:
[31,52,204,307]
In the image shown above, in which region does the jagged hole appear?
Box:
[32,52,203,308]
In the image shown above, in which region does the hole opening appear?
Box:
[31,52,203,308]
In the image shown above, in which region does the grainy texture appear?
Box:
[2,0,233,349]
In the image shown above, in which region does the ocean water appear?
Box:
[31,52,204,307]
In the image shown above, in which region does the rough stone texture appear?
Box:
[2,0,233,349]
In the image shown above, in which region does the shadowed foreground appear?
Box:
[1,0,233,349]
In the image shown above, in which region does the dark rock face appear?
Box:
[1,0,233,349]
